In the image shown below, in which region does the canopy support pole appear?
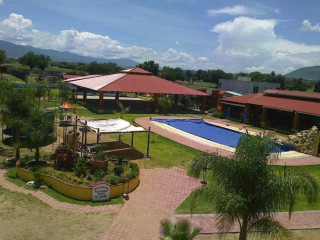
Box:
[131,132,134,148]
[97,128,100,143]
[147,127,151,157]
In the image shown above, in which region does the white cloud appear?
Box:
[208,5,250,16]
[175,40,180,45]
[0,0,4,6]
[301,19,320,32]
[211,17,320,73]
[197,57,209,62]
[0,13,212,69]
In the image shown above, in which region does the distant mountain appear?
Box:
[0,40,139,67]
[285,66,320,81]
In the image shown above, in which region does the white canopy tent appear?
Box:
[77,118,151,157]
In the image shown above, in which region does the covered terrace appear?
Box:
[64,68,209,113]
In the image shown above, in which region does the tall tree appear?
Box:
[0,49,6,64]
[2,86,36,161]
[314,80,320,93]
[192,133,318,240]
[137,60,159,75]
[19,52,37,69]
[160,219,201,240]
[24,109,54,162]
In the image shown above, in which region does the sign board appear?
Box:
[92,182,110,201]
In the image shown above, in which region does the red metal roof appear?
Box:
[67,68,209,96]
[121,67,153,75]
[264,89,320,100]
[63,74,101,82]
[221,93,320,116]
[62,74,82,80]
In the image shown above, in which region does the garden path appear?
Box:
[97,167,201,240]
[173,211,320,234]
[0,169,121,213]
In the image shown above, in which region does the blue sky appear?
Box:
[0,0,320,74]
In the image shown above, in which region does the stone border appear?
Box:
[16,162,140,201]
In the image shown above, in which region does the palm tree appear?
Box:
[190,151,213,184]
[160,219,201,240]
[195,132,318,240]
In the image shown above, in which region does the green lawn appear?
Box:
[176,164,320,214]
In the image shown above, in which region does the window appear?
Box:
[253,86,259,93]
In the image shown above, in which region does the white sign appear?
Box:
[92,183,110,201]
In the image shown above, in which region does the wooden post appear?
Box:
[99,91,104,113]
[244,104,250,124]
[115,92,119,101]
[201,96,207,113]
[97,128,100,143]
[83,88,87,106]
[119,134,121,141]
[131,132,134,148]
[84,121,88,145]
[314,132,320,156]
[292,112,300,133]
[147,127,151,157]
[260,107,267,128]
[154,94,159,113]
[75,115,78,130]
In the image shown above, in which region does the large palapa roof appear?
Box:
[64,67,209,96]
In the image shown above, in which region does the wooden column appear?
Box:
[174,95,179,105]
[292,112,300,133]
[260,107,267,128]
[99,91,104,113]
[154,94,160,113]
[244,104,250,124]
[147,127,151,157]
[115,92,119,101]
[83,88,87,106]
[201,96,207,113]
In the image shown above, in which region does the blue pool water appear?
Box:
[153,118,294,152]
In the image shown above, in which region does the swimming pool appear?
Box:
[152,118,294,152]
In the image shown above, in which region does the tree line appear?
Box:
[2,49,320,93]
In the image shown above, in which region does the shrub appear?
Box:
[92,144,107,161]
[105,175,125,185]
[73,157,87,178]
[114,165,124,176]
[94,169,106,181]
[33,170,42,189]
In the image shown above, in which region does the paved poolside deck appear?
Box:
[136,116,320,166]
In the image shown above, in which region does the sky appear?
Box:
[0,0,320,74]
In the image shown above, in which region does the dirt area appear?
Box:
[0,186,115,240]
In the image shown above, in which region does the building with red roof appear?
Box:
[220,89,320,132]
[64,67,209,113]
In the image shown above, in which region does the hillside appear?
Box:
[0,40,139,67]
[285,66,320,81]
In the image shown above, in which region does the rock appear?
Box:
[26,181,34,187]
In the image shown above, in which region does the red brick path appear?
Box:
[98,167,201,240]
[173,210,320,234]
[0,169,121,213]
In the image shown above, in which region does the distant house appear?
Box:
[219,77,280,94]
[220,89,320,133]
[62,73,82,80]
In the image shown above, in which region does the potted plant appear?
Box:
[91,144,108,171]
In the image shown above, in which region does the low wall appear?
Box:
[16,163,139,201]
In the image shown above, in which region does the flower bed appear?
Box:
[16,159,140,201]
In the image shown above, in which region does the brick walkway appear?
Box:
[0,169,121,213]
[98,167,201,240]
[173,211,320,233]
[136,117,320,166]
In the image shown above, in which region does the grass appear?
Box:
[176,164,320,214]
[0,185,115,240]
[0,73,25,83]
